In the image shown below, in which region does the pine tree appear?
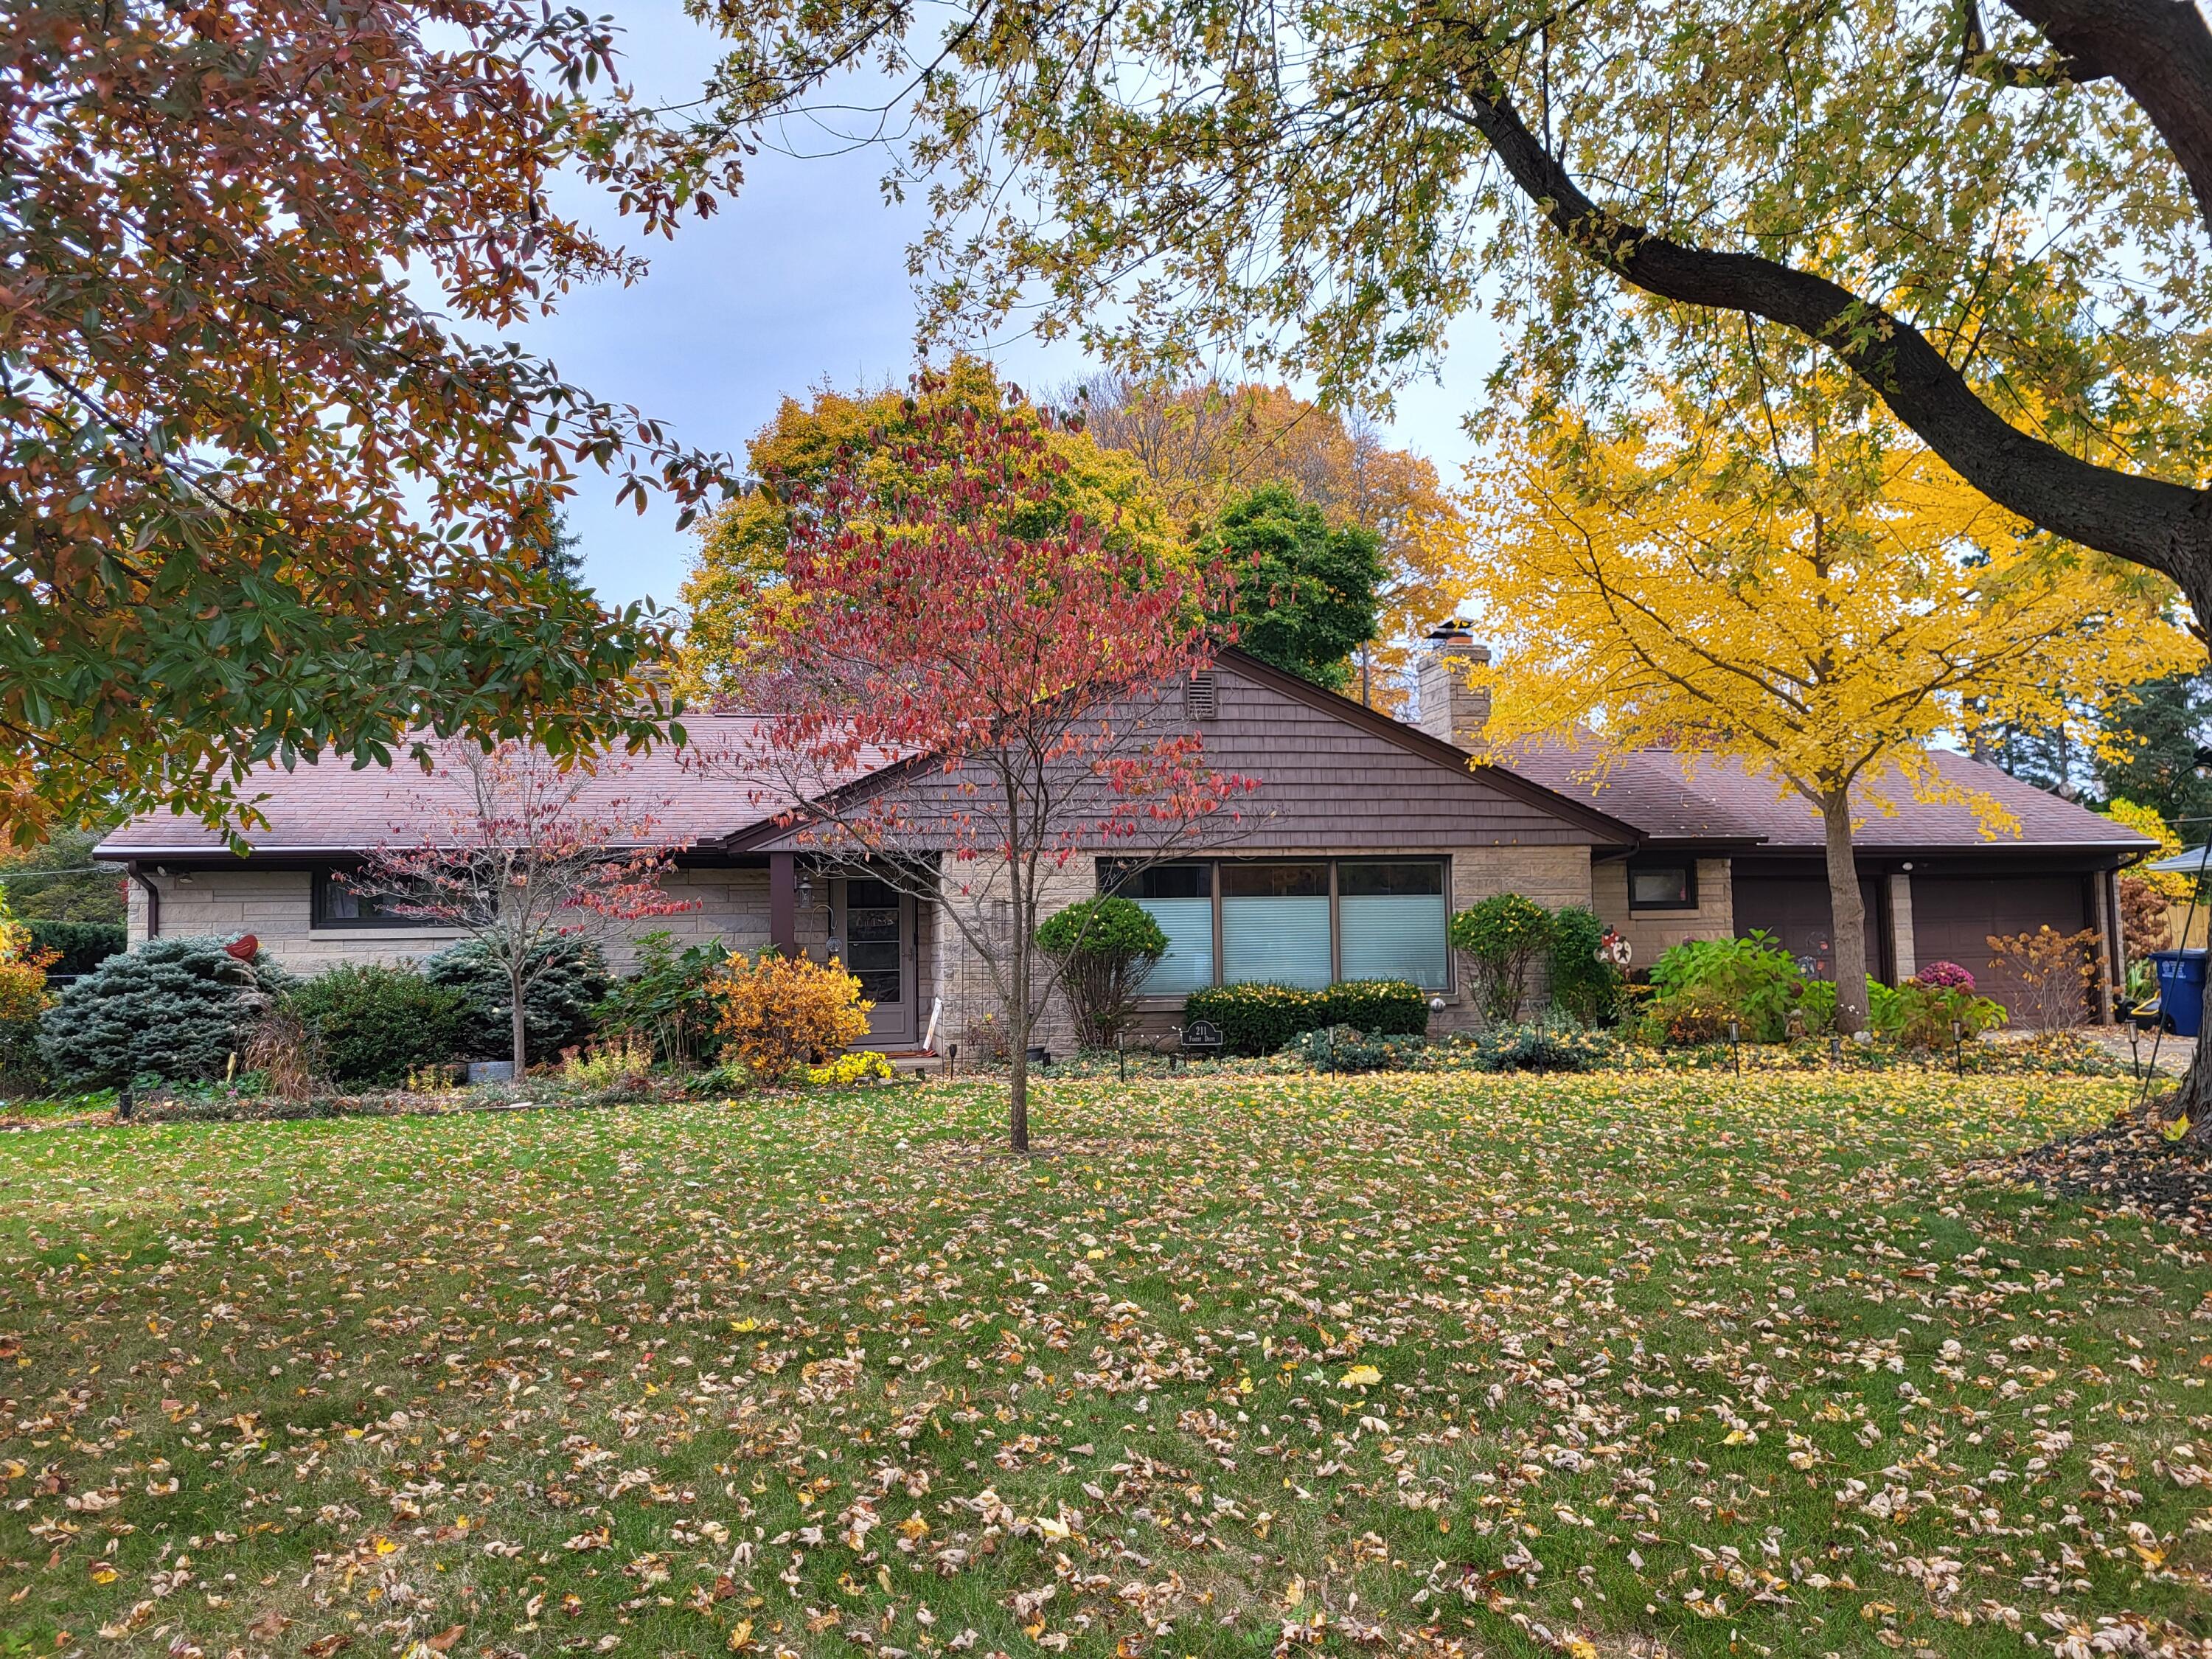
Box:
[2096,674,2212,832]
[532,510,589,590]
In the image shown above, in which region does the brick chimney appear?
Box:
[1415,620,1490,748]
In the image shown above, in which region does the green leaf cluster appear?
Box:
[1197,484,1385,689]
[1646,931,1807,1044]
[593,932,728,1065]
[285,964,464,1088]
[1447,894,1556,1021]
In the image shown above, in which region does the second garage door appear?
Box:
[1909,874,2094,1023]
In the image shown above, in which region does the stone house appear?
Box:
[97,639,2152,1049]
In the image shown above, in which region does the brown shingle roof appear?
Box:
[1501,736,2154,852]
[94,717,831,858]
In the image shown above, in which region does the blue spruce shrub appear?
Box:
[40,936,283,1090]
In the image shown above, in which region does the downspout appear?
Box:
[128,863,161,939]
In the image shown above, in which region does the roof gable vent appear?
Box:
[1184,671,1219,721]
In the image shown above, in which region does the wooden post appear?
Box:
[769,852,798,959]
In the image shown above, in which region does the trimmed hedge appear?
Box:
[1183,978,1429,1055]
[27,920,126,977]
[1318,979,1430,1036]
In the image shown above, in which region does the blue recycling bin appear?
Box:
[2152,950,2208,1037]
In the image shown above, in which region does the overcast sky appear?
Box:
[507,0,1500,609]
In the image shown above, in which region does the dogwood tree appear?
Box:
[697,378,1253,1152]
[355,742,695,1077]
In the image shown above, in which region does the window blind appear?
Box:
[1134,897,1214,994]
[1221,896,1333,988]
[1338,894,1450,987]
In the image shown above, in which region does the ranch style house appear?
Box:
[98,636,2152,1051]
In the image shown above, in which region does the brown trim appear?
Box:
[768,852,798,957]
[1733,842,2150,864]
[1615,836,1765,856]
[128,864,159,939]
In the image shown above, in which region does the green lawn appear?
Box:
[1,1074,2207,1659]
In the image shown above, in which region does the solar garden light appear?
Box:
[1728,1020,1740,1074]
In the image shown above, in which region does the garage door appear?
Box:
[1909,874,2093,1021]
[1732,874,1884,982]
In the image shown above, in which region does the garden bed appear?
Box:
[1981,1108,2212,1236]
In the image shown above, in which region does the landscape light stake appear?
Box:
[1728,1020,1740,1075]
[1952,1020,1965,1078]
[1829,1032,1842,1069]
[947,1043,958,1081]
[1118,1035,1126,1082]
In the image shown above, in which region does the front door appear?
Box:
[835,877,916,1046]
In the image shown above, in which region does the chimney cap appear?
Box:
[1425,618,1475,643]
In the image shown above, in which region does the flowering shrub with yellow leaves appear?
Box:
[709,951,872,1083]
[0,890,56,1082]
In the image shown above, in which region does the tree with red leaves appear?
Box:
[704,379,1253,1152]
[355,741,697,1078]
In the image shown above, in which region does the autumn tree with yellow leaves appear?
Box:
[1462,403,2199,1036]
[680,362,1176,694]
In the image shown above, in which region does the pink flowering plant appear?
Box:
[1916,960,1976,992]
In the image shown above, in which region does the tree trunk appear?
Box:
[510,964,529,1080]
[1008,889,1032,1154]
[2169,957,2212,1143]
[1821,790,1871,1037]
[1008,1045,1030,1153]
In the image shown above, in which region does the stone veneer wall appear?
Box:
[130,846,1603,1053]
[126,866,796,975]
[1588,857,1736,975]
